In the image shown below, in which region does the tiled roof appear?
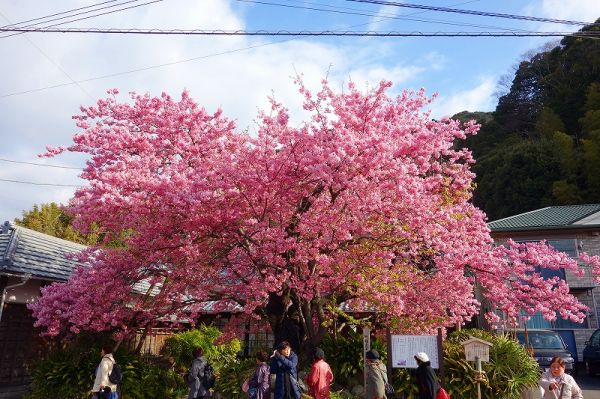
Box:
[488,204,600,231]
[0,221,86,281]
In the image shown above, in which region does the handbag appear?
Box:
[384,382,395,396]
[290,374,307,393]
[436,387,450,399]
[376,364,395,396]
[242,378,250,393]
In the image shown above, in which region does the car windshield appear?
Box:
[517,332,564,349]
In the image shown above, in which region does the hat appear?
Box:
[414,352,429,363]
[366,349,380,360]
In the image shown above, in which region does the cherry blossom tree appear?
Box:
[30,79,600,352]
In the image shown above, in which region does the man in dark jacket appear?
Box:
[414,352,439,399]
[270,341,301,399]
[187,347,211,399]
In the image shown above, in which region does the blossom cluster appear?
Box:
[30,80,600,337]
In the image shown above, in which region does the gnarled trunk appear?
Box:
[265,289,327,364]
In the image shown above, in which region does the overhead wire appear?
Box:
[0,0,485,99]
[235,0,536,33]
[1,0,163,39]
[0,178,80,187]
[0,158,82,170]
[0,11,94,100]
[0,0,121,28]
[1,27,598,37]
[344,0,595,26]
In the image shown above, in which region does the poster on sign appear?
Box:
[390,335,439,369]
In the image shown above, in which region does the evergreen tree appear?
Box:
[15,202,98,245]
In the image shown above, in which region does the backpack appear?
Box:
[202,362,216,389]
[436,387,450,399]
[108,362,123,385]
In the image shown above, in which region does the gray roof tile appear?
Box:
[0,221,86,281]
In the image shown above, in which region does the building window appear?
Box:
[517,239,585,329]
[546,239,578,258]
[523,311,588,329]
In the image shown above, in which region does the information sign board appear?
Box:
[390,335,439,369]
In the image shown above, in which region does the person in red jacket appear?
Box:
[307,348,334,399]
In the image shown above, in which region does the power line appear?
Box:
[0,39,290,98]
[235,0,535,33]
[1,27,598,37]
[345,0,595,26]
[1,0,143,37]
[0,11,94,100]
[0,158,82,170]
[1,0,163,39]
[0,0,121,28]
[0,178,80,187]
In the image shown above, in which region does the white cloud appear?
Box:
[538,0,600,24]
[523,0,600,31]
[430,76,497,118]
[367,5,399,31]
[2,1,444,221]
[6,0,563,221]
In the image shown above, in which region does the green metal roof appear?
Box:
[488,204,600,231]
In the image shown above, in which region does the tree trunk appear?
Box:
[265,290,328,365]
[265,289,304,352]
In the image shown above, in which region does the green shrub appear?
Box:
[320,328,540,399]
[161,324,242,372]
[161,324,244,397]
[24,339,185,399]
[330,390,362,399]
[213,357,256,398]
[445,329,541,399]
[321,330,387,389]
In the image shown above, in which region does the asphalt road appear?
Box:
[578,374,600,398]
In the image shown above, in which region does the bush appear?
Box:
[445,329,541,399]
[321,330,387,389]
[24,338,185,399]
[330,390,362,399]
[161,324,244,397]
[161,324,242,371]
[213,357,257,398]
[320,328,540,399]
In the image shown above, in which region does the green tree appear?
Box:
[535,107,566,139]
[465,19,600,218]
[473,139,561,220]
[579,82,600,137]
[581,131,600,201]
[550,131,577,177]
[15,202,98,245]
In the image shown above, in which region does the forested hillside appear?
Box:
[458,19,600,221]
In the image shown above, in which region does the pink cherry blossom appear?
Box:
[30,79,600,344]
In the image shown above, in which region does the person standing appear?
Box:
[247,350,271,399]
[92,344,118,399]
[270,341,301,399]
[539,356,583,399]
[414,352,439,399]
[187,347,211,399]
[365,349,387,399]
[307,348,334,399]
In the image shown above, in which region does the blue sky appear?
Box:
[1,0,599,222]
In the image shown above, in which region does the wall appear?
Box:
[3,278,41,305]
[492,229,600,362]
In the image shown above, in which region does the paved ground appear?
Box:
[573,373,600,398]
[577,374,600,398]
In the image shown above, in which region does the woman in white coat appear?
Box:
[539,357,582,399]
[92,344,118,399]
